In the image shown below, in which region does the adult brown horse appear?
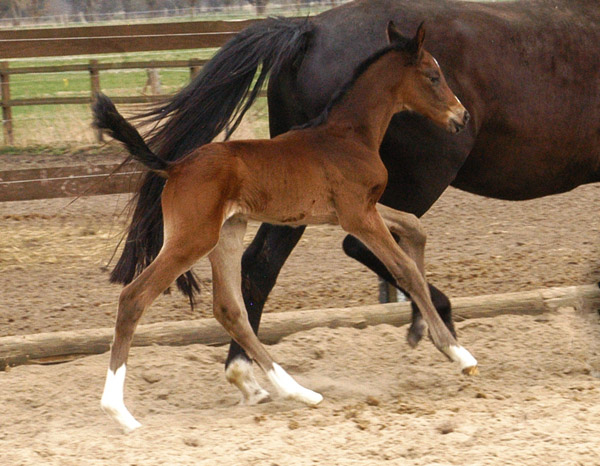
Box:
[95,23,474,432]
[109,0,600,404]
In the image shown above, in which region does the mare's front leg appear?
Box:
[224,223,306,404]
[212,218,322,406]
[341,207,477,374]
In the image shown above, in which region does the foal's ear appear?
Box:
[386,20,406,45]
[406,22,426,58]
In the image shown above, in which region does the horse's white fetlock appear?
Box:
[267,363,323,405]
[447,345,478,375]
[226,357,271,405]
[101,365,142,433]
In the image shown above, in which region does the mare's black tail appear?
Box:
[109,17,314,306]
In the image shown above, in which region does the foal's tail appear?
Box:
[107,16,314,306]
[92,93,169,176]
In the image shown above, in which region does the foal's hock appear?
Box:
[94,21,474,433]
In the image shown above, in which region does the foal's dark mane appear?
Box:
[298,38,414,130]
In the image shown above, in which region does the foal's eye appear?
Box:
[429,75,440,84]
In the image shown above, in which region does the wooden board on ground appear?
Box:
[1,284,598,370]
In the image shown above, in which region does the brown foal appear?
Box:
[94,21,475,433]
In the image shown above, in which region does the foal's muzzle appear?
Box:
[448,108,470,134]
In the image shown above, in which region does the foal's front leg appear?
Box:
[376,204,440,346]
[210,217,323,406]
[343,207,478,374]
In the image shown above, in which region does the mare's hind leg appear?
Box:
[211,217,322,406]
[342,232,454,347]
[101,238,215,433]
[341,207,477,374]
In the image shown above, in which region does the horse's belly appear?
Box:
[245,198,339,226]
[453,135,600,200]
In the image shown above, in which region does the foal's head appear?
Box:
[387,22,469,133]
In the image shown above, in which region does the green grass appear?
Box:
[1,4,338,147]
[4,46,272,146]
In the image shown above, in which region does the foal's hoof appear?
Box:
[268,363,324,406]
[446,345,478,374]
[101,401,142,434]
[286,387,324,406]
[462,365,479,376]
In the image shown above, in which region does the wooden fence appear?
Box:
[0,19,260,58]
[0,57,208,145]
[0,162,143,202]
[0,18,282,201]
[3,284,599,369]
[0,18,280,146]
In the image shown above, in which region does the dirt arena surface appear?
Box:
[2,309,600,465]
[2,152,600,464]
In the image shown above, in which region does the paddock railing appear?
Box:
[0,18,284,146]
[0,58,209,145]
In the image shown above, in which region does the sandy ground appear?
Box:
[1,309,600,465]
[1,152,600,464]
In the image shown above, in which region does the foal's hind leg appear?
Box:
[101,239,213,433]
[343,229,455,347]
[341,207,477,374]
[210,217,322,406]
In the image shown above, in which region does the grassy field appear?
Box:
[1,3,344,148]
[5,47,271,147]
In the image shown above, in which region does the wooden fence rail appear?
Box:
[0,19,260,58]
[0,18,283,146]
[0,57,210,145]
[0,162,143,202]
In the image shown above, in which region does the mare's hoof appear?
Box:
[240,388,271,406]
[406,330,422,348]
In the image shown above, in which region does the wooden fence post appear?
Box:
[1,62,14,146]
[189,58,202,80]
[89,59,102,142]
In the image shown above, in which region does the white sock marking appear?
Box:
[447,345,478,371]
[225,357,270,405]
[267,363,323,406]
[101,365,142,433]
